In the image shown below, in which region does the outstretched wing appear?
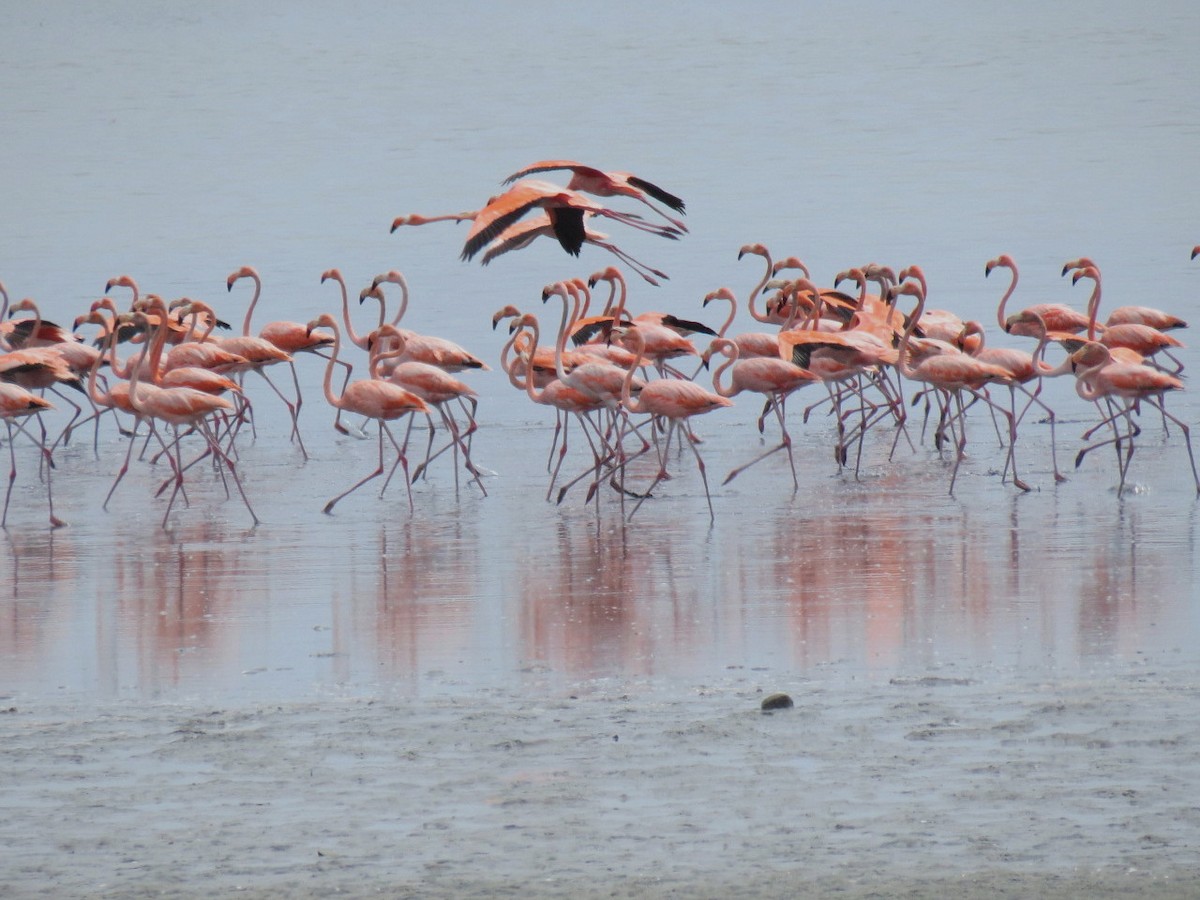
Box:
[501,159,595,185]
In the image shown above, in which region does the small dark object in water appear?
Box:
[760,692,794,711]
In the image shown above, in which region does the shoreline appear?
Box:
[6,669,1198,897]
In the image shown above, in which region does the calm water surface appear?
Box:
[2,1,1198,701]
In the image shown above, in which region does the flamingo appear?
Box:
[1,296,81,350]
[891,281,1026,494]
[122,312,259,528]
[1063,255,1186,331]
[706,337,819,488]
[223,267,309,455]
[505,312,613,505]
[478,213,672,285]
[305,313,430,514]
[1,383,61,528]
[957,315,1067,485]
[702,287,782,359]
[0,344,87,448]
[459,179,681,263]
[1069,341,1197,495]
[776,278,905,471]
[501,159,688,232]
[1069,265,1185,371]
[364,271,490,373]
[986,254,1090,335]
[736,243,787,327]
[371,324,487,496]
[228,264,339,434]
[612,324,734,522]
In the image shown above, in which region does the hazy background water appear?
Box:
[2,1,1198,701]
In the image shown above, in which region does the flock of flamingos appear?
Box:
[0,160,1196,529]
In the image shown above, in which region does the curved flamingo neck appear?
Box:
[745,249,773,324]
[709,338,739,398]
[1028,319,1053,371]
[838,272,869,332]
[87,313,118,405]
[522,319,550,404]
[239,271,262,337]
[619,327,648,414]
[125,313,168,411]
[993,263,1018,329]
[107,276,139,307]
[319,319,343,408]
[370,326,409,378]
[596,275,619,315]
[387,273,410,328]
[1081,273,1102,341]
[894,285,927,378]
[549,284,580,382]
[329,272,368,350]
[708,291,737,339]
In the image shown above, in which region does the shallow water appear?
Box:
[2,0,1199,704]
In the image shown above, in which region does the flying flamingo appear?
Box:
[305,313,430,514]
[1069,340,1197,495]
[459,179,681,263]
[478,213,672,285]
[706,337,819,488]
[1,383,61,528]
[500,160,688,231]
[612,324,734,522]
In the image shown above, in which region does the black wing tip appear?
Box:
[627,176,686,213]
[660,314,717,336]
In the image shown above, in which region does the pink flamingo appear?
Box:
[891,281,1026,494]
[986,254,1090,335]
[1,383,61,528]
[306,313,430,514]
[371,324,487,497]
[613,324,734,522]
[1069,265,1185,371]
[478,214,671,285]
[1069,340,1197,494]
[1062,256,1186,330]
[123,312,259,528]
[459,179,681,263]
[364,271,490,373]
[707,337,819,488]
[501,159,688,231]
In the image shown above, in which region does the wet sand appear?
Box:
[5,664,1200,898]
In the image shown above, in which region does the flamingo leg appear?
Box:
[324,423,388,514]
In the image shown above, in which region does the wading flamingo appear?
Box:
[305,313,430,514]
[613,324,734,522]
